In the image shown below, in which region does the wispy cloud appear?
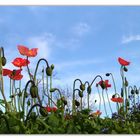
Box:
[72,22,90,37]
[27,33,55,59]
[122,34,140,44]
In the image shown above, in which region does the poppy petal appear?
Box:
[118,57,130,66]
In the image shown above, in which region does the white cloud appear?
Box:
[122,34,140,44]
[72,22,90,37]
[27,33,55,59]
[55,58,103,71]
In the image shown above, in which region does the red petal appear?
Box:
[17,45,29,56]
[118,57,130,66]
[2,69,12,76]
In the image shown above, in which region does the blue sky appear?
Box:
[1,6,140,116]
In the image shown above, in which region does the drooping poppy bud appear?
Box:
[63,100,67,106]
[39,107,48,117]
[87,86,92,94]
[135,89,139,94]
[75,100,80,107]
[51,64,55,70]
[78,90,83,98]
[106,73,110,76]
[112,94,116,98]
[80,84,85,91]
[46,67,52,76]
[123,66,128,72]
[30,85,38,98]
[131,89,135,95]
[1,56,6,66]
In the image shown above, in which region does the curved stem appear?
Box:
[26,56,32,80]
[33,58,49,82]
[90,75,103,87]
[72,79,83,114]
[24,103,42,125]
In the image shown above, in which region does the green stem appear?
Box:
[50,75,52,107]
[97,86,101,111]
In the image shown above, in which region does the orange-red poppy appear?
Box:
[98,80,111,90]
[118,57,130,66]
[91,110,102,116]
[12,57,30,68]
[2,68,23,80]
[111,97,123,103]
[18,45,38,57]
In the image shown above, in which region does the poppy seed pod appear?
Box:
[30,85,38,98]
[131,89,135,95]
[80,84,85,91]
[75,100,80,107]
[51,64,55,70]
[106,73,110,76]
[39,107,48,117]
[87,86,92,94]
[78,91,83,98]
[1,56,6,66]
[135,89,139,94]
[46,67,52,76]
[123,66,128,72]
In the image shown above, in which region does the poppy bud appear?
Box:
[106,73,110,76]
[95,100,97,103]
[51,64,55,70]
[80,84,85,91]
[18,91,22,97]
[78,91,83,98]
[131,89,135,95]
[50,88,56,92]
[46,67,52,76]
[63,100,67,106]
[87,86,92,94]
[75,100,80,107]
[30,85,38,98]
[121,88,123,97]
[9,95,15,98]
[112,95,115,98]
[135,89,139,94]
[1,56,6,66]
[39,107,48,117]
[125,77,128,87]
[26,100,30,106]
[123,66,128,72]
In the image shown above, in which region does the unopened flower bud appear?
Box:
[46,67,52,76]
[106,73,110,76]
[39,107,48,117]
[51,64,55,70]
[78,91,83,98]
[1,57,6,66]
[75,100,80,107]
[30,85,38,98]
[131,89,135,95]
[87,86,92,94]
[123,66,128,72]
[135,89,139,94]
[80,84,85,91]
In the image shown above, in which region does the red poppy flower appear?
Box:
[12,57,30,68]
[52,107,57,112]
[9,74,23,80]
[45,106,52,112]
[118,57,130,66]
[18,45,38,57]
[91,110,102,116]
[111,97,123,103]
[2,68,23,80]
[98,80,111,90]
[2,69,12,76]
